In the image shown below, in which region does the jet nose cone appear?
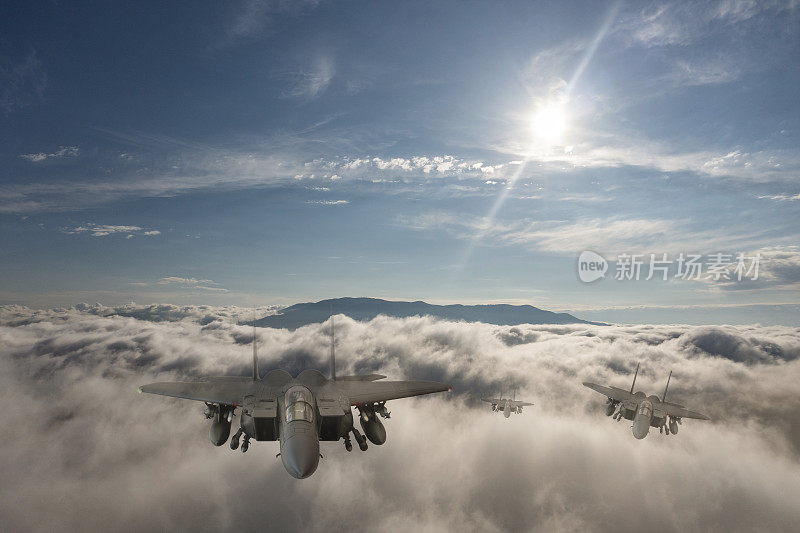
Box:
[632,422,650,440]
[282,434,319,479]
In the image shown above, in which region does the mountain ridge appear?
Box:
[252,297,605,329]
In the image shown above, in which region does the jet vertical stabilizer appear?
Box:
[630,362,640,393]
[662,370,672,402]
[329,312,336,381]
[252,315,260,381]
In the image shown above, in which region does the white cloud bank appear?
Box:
[1,304,800,531]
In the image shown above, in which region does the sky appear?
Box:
[2,305,800,531]
[1,0,799,324]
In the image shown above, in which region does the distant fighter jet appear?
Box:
[139,316,451,478]
[481,390,533,418]
[583,363,710,439]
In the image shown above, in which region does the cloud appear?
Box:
[224,0,321,40]
[398,213,771,256]
[0,150,509,213]
[62,224,161,238]
[1,306,800,531]
[281,56,335,100]
[0,124,795,217]
[494,127,798,183]
[20,146,79,162]
[157,277,214,285]
[666,57,742,87]
[155,277,229,293]
[306,199,349,205]
[758,193,800,202]
[727,246,800,289]
[72,302,278,324]
[614,1,784,49]
[0,49,47,113]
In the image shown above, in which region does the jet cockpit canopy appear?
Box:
[285,386,314,423]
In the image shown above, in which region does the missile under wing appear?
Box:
[139,315,450,478]
[583,364,709,439]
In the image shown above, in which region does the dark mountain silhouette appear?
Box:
[252,297,604,329]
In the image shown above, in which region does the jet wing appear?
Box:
[510,401,534,407]
[335,374,387,381]
[659,401,711,420]
[336,380,450,405]
[138,381,259,405]
[582,382,634,403]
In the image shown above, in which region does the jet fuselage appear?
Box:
[632,399,653,439]
[278,385,320,478]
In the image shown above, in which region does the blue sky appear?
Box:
[1,0,798,324]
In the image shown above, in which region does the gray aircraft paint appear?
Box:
[139,316,450,479]
[583,363,710,440]
[481,390,533,418]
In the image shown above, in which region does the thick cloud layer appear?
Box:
[1,305,800,532]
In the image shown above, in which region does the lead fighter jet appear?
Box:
[138,316,451,478]
[481,390,533,418]
[583,363,710,439]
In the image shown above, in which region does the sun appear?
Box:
[531,102,568,145]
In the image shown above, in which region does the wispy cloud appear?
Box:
[665,57,742,87]
[155,277,228,292]
[157,277,214,285]
[0,149,509,213]
[400,213,681,254]
[20,146,79,162]
[306,199,349,205]
[1,49,47,113]
[280,55,335,100]
[494,129,797,183]
[615,1,780,49]
[227,0,320,41]
[63,223,160,238]
[758,193,800,201]
[1,138,796,216]
[399,213,783,256]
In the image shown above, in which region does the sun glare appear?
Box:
[531,102,568,145]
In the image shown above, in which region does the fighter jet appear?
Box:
[138,316,451,479]
[481,390,533,418]
[583,363,710,439]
